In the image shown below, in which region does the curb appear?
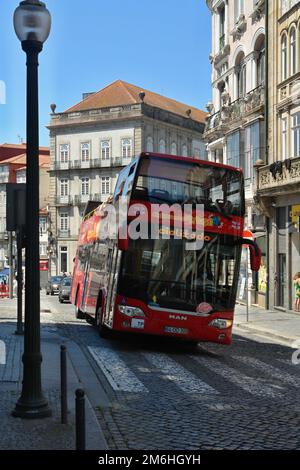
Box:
[234,324,298,345]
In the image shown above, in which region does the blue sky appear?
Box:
[0,0,211,146]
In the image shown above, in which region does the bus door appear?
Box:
[103,241,122,328]
[80,246,92,314]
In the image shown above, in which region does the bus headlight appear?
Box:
[118,305,145,317]
[209,319,232,329]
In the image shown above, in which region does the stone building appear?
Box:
[255,0,300,311]
[204,0,266,306]
[47,80,207,274]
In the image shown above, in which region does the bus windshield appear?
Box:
[131,156,244,217]
[118,234,242,313]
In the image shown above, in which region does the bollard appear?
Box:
[75,389,86,450]
[60,345,68,424]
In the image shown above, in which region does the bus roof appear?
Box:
[138,152,243,174]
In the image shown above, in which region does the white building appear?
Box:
[48,80,207,274]
[204,0,266,305]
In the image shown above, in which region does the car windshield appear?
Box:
[62,278,71,286]
[131,156,244,217]
[118,234,242,313]
[51,276,63,283]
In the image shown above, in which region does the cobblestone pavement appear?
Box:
[4,294,300,450]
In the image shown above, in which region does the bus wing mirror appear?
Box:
[241,238,261,272]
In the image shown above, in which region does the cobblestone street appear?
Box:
[3,293,296,450]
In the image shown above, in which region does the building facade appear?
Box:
[255,0,300,311]
[48,80,207,275]
[0,147,50,278]
[205,0,266,306]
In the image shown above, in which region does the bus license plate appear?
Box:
[164,326,188,335]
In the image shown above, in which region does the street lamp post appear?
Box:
[12,0,52,419]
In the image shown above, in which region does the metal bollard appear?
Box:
[60,345,68,424]
[75,389,86,450]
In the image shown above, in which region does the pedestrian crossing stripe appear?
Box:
[234,355,300,388]
[142,352,218,395]
[88,346,148,393]
[190,355,284,399]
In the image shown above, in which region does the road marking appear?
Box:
[190,355,284,398]
[88,346,148,393]
[234,355,300,387]
[143,352,218,395]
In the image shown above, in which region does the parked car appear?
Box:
[46,276,64,296]
[58,277,72,303]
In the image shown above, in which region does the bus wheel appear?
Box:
[96,306,110,338]
[75,306,85,319]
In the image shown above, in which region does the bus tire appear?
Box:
[96,306,110,338]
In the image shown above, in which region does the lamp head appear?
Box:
[14,0,51,44]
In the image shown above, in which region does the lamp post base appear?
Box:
[12,398,52,419]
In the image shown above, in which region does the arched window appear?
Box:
[159,139,166,153]
[290,27,296,76]
[256,36,265,86]
[281,34,287,81]
[238,63,246,98]
[146,136,153,152]
[182,144,188,157]
[171,142,177,155]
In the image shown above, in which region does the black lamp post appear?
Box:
[12,0,52,419]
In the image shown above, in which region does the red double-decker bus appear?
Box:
[71,152,261,344]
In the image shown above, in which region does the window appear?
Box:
[101,177,110,195]
[219,4,225,51]
[281,35,287,81]
[171,142,177,155]
[238,63,246,97]
[60,179,69,196]
[282,118,288,160]
[159,139,166,153]
[122,138,132,158]
[60,144,69,163]
[16,169,26,183]
[60,213,68,232]
[244,122,260,180]
[292,112,300,157]
[81,177,89,196]
[101,140,110,160]
[146,136,154,152]
[60,246,68,273]
[290,28,296,76]
[256,39,265,86]
[234,0,244,23]
[39,217,47,233]
[81,142,90,161]
[182,144,188,157]
[40,244,47,256]
[227,131,240,168]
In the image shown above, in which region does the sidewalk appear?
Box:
[0,299,107,450]
[234,303,300,345]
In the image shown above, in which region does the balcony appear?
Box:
[51,161,70,171]
[257,156,300,196]
[58,230,70,238]
[214,36,230,66]
[55,195,73,206]
[74,194,91,205]
[231,14,247,41]
[204,85,265,139]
